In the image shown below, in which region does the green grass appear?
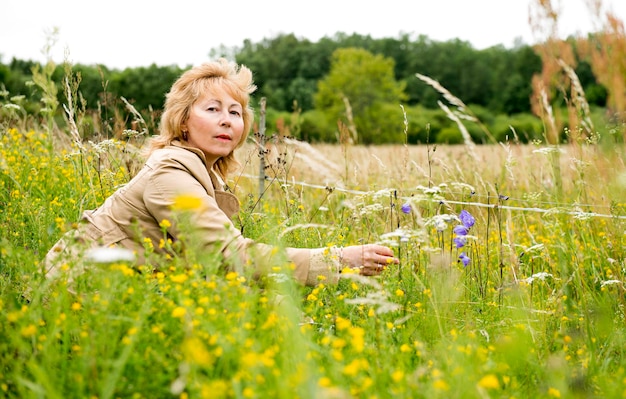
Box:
[2,120,626,399]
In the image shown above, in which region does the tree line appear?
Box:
[0,32,610,144]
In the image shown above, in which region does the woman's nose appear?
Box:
[219,111,231,126]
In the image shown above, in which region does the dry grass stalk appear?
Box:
[341,96,358,144]
[62,79,83,147]
[438,101,479,163]
[576,3,626,137]
[400,104,410,188]
[530,0,626,141]
[338,120,353,186]
[528,0,578,143]
[283,138,344,186]
[531,78,559,143]
[416,73,468,111]
[557,59,595,139]
[528,0,560,43]
[415,73,497,143]
[499,140,517,183]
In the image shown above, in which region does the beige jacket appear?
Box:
[45,141,342,286]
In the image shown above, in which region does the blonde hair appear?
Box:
[149,58,257,179]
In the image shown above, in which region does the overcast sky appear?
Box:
[2,0,625,70]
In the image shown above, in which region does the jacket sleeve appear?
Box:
[253,245,344,286]
[142,157,342,286]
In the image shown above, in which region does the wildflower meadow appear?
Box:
[2,57,626,398]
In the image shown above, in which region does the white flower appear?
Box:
[533,146,565,155]
[358,203,384,216]
[371,189,395,199]
[416,185,442,195]
[344,291,401,314]
[267,273,290,283]
[85,246,136,263]
[427,214,457,231]
[2,103,21,111]
[88,139,120,154]
[523,272,553,284]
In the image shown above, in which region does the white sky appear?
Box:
[2,0,624,70]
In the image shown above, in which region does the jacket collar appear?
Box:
[171,140,206,163]
[170,140,227,191]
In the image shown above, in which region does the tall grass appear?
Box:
[3,114,626,398]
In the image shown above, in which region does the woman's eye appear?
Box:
[230,110,241,116]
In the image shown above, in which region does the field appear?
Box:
[1,123,625,398]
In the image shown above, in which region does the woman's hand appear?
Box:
[340,244,399,276]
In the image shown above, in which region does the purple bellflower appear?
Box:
[453,210,475,266]
[459,252,470,267]
[401,203,411,214]
[459,210,475,229]
[453,225,469,236]
[453,236,467,248]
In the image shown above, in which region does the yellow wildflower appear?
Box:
[433,379,449,391]
[172,307,187,318]
[172,194,203,211]
[478,374,500,389]
[170,274,188,284]
[159,219,171,229]
[548,387,561,398]
[21,324,37,337]
[391,370,404,382]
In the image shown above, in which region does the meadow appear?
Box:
[3,20,626,393]
[1,112,626,399]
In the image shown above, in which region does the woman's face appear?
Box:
[182,89,245,167]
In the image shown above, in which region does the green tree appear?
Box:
[403,38,477,108]
[487,45,542,114]
[314,48,407,144]
[109,64,183,112]
[236,34,336,112]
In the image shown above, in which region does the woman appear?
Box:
[44,58,398,287]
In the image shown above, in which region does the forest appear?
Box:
[0,28,620,145]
